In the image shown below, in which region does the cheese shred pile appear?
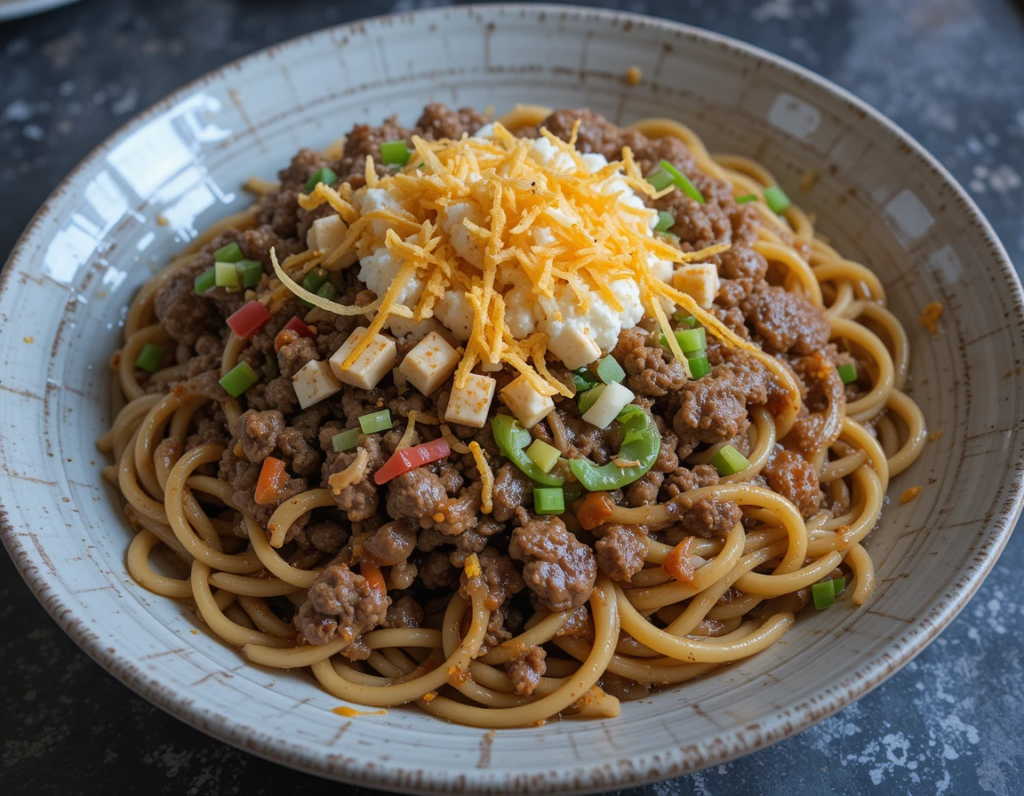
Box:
[270,122,738,393]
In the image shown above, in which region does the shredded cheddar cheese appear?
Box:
[468,440,494,514]
[273,122,736,392]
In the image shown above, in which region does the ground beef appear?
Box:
[264,377,299,414]
[612,327,689,398]
[278,147,339,193]
[153,260,222,346]
[385,595,424,628]
[506,646,547,696]
[509,514,597,612]
[386,468,449,528]
[362,520,417,565]
[277,427,321,476]
[295,563,389,645]
[460,548,525,611]
[677,494,743,538]
[419,550,458,590]
[491,464,534,523]
[277,337,319,379]
[594,524,647,582]
[337,116,412,185]
[599,672,652,702]
[233,409,283,463]
[415,103,489,140]
[741,284,831,356]
[661,463,721,500]
[305,520,347,554]
[719,246,769,281]
[542,405,612,463]
[762,449,822,518]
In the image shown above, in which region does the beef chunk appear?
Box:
[234,409,285,463]
[505,646,547,696]
[385,595,424,629]
[762,448,822,519]
[678,495,742,538]
[613,327,689,398]
[741,284,831,356]
[509,515,597,612]
[594,524,648,582]
[295,563,389,645]
[491,464,534,523]
[460,548,525,611]
[362,520,417,566]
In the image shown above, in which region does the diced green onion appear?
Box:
[832,576,847,597]
[812,580,836,610]
[194,266,216,294]
[213,242,243,263]
[134,343,164,373]
[596,355,625,385]
[316,282,337,301]
[236,259,263,288]
[653,211,675,233]
[735,194,757,204]
[301,267,328,293]
[837,362,857,384]
[219,362,259,398]
[534,487,565,515]
[646,167,674,192]
[687,355,710,379]
[215,261,240,290]
[359,409,393,435]
[305,167,338,193]
[660,231,680,244]
[332,429,360,453]
[526,439,561,474]
[577,384,606,415]
[763,185,791,214]
[658,159,705,204]
[380,140,411,166]
[672,311,698,327]
[572,367,600,393]
[660,328,706,353]
[711,444,749,477]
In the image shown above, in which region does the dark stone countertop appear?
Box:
[1,1,1022,794]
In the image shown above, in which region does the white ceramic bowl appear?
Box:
[1,5,1022,794]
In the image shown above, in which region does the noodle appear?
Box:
[101,103,927,727]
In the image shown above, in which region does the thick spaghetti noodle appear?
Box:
[101,103,927,727]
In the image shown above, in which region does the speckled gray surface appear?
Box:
[1,1,1022,794]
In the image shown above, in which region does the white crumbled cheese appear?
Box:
[292,360,341,409]
[445,374,496,428]
[532,226,556,246]
[673,263,720,309]
[358,248,425,308]
[435,288,475,342]
[500,375,555,429]
[306,215,349,254]
[358,188,407,238]
[526,135,577,173]
[328,328,397,390]
[472,122,495,140]
[399,331,460,397]
[442,201,486,268]
[582,381,635,429]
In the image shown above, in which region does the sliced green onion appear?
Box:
[236,259,263,288]
[534,487,565,515]
[359,409,393,435]
[660,327,705,353]
[577,384,606,415]
[653,211,675,233]
[526,439,561,474]
[837,362,857,384]
[658,159,705,204]
[572,367,600,393]
[645,167,674,192]
[194,266,216,294]
[215,261,240,290]
[672,311,698,327]
[213,242,243,263]
[332,429,360,453]
[735,194,758,204]
[301,267,328,293]
[660,231,680,244]
[305,167,338,193]
[316,282,337,301]
[832,576,847,597]
[763,185,791,214]
[687,355,710,379]
[812,580,836,610]
[596,355,625,385]
[711,444,749,477]
[380,140,411,166]
[134,343,164,373]
[219,362,259,398]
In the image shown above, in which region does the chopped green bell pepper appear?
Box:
[568,407,661,491]
[491,414,565,487]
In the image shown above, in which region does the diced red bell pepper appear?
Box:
[373,438,451,485]
[227,300,273,339]
[283,316,316,338]
[274,316,317,351]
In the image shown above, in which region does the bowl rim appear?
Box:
[2,3,1022,793]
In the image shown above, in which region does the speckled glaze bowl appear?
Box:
[1,5,1021,794]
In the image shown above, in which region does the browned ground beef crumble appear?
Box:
[151,105,843,698]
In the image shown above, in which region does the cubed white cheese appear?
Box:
[393,367,408,390]
[306,216,355,268]
[500,375,554,429]
[673,263,720,309]
[445,374,496,429]
[398,331,460,397]
[329,327,397,390]
[292,360,341,409]
[546,325,601,370]
[582,381,635,429]
[480,360,504,373]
